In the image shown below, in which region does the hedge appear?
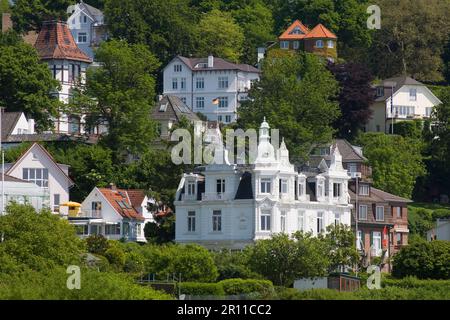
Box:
[178,282,225,296]
[218,279,274,298]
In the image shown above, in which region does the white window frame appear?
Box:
[260,178,272,194]
[376,206,385,221]
[172,78,178,90]
[298,210,304,231]
[216,179,225,194]
[409,88,417,101]
[174,64,182,72]
[359,184,369,196]
[212,210,222,232]
[396,207,402,218]
[359,205,368,220]
[333,183,341,198]
[225,115,231,123]
[218,97,228,108]
[196,97,205,109]
[280,41,289,49]
[22,168,49,188]
[196,77,204,89]
[334,213,340,226]
[187,211,196,232]
[317,212,324,234]
[260,210,271,231]
[280,211,286,233]
[373,231,382,254]
[293,41,299,49]
[187,181,196,195]
[180,78,186,91]
[280,179,288,194]
[218,76,229,89]
[357,230,362,250]
[77,32,87,44]
[298,181,305,197]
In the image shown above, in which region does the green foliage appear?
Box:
[140,244,218,282]
[11,0,73,33]
[0,203,84,273]
[124,251,145,274]
[238,50,340,162]
[355,133,426,198]
[0,0,10,14]
[392,240,450,279]
[0,267,172,300]
[104,246,126,271]
[71,39,160,160]
[178,282,225,297]
[324,224,359,272]
[144,214,175,244]
[213,250,261,280]
[196,9,244,63]
[393,120,424,139]
[85,235,110,255]
[219,278,274,298]
[0,31,60,131]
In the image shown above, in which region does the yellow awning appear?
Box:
[60,201,82,207]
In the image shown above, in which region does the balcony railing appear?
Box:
[73,210,102,219]
[201,192,233,201]
[181,194,197,201]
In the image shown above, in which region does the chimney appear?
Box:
[2,13,13,33]
[28,118,35,134]
[208,55,214,68]
[109,183,117,190]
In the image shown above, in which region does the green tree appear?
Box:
[11,0,74,33]
[0,203,84,272]
[324,224,359,272]
[369,0,450,82]
[196,9,244,63]
[71,40,160,160]
[144,213,175,244]
[0,31,60,131]
[0,0,10,14]
[238,50,339,162]
[356,133,426,198]
[85,235,110,255]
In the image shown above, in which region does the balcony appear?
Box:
[70,209,102,219]
[181,194,197,201]
[201,192,233,201]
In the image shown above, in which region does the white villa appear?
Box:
[366,76,442,133]
[67,1,108,61]
[163,55,260,124]
[174,118,353,249]
[0,175,48,212]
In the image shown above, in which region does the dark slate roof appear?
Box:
[80,2,103,20]
[176,56,260,73]
[235,172,253,200]
[335,139,367,162]
[370,187,412,203]
[152,95,200,122]
[1,112,22,140]
[374,75,424,102]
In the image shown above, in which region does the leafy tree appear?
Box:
[124,251,145,274]
[369,0,450,82]
[238,50,339,162]
[71,40,160,161]
[213,249,262,281]
[11,0,74,33]
[0,31,60,131]
[196,9,244,63]
[393,120,424,140]
[0,203,84,272]
[104,245,126,271]
[0,0,9,14]
[444,35,450,84]
[325,224,359,272]
[144,213,175,244]
[327,62,374,140]
[356,133,426,198]
[104,0,198,64]
[83,0,104,10]
[85,234,110,255]
[392,240,450,279]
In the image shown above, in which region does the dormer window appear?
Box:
[187,181,196,195]
[359,184,369,196]
[216,179,225,194]
[174,64,182,72]
[290,26,303,35]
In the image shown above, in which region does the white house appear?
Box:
[174,118,353,249]
[73,186,148,242]
[366,76,442,133]
[2,143,73,216]
[427,219,450,241]
[0,175,48,212]
[163,55,260,123]
[1,112,35,140]
[67,1,108,61]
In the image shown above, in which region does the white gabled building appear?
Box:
[163,55,260,124]
[174,118,353,249]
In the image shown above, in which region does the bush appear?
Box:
[124,252,145,274]
[213,250,261,280]
[85,235,110,255]
[432,209,450,220]
[392,240,450,279]
[178,282,225,297]
[104,246,126,271]
[218,278,275,298]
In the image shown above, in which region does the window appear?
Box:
[298,210,304,231]
[409,88,417,101]
[196,97,205,109]
[218,115,223,122]
[394,106,415,116]
[212,210,222,232]
[316,40,324,48]
[372,231,382,254]
[218,97,228,108]
[180,78,186,90]
[396,232,402,245]
[261,210,271,231]
[90,224,100,235]
[75,225,89,235]
[83,15,87,23]
[317,180,324,198]
[358,205,368,220]
[22,168,48,188]
[347,163,357,173]
[196,77,204,89]
[333,183,341,197]
[105,224,121,235]
[216,179,225,194]
[188,211,196,232]
[280,41,289,49]
[218,77,229,89]
[172,78,178,90]
[376,206,384,221]
[187,181,196,195]
[225,115,231,123]
[317,212,324,234]
[91,201,102,218]
[280,179,288,194]
[426,107,433,117]
[180,97,187,104]
[327,40,334,48]
[293,41,299,49]
[298,182,304,196]
[123,222,130,237]
[396,207,402,218]
[53,194,60,212]
[77,32,87,43]
[260,178,271,194]
[357,230,363,250]
[68,64,81,82]
[174,64,182,72]
[280,211,286,233]
[376,87,384,97]
[69,115,80,134]
[334,213,340,226]
[359,184,369,196]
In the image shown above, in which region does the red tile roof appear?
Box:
[279,20,310,40]
[98,188,145,221]
[304,23,337,39]
[34,20,92,63]
[126,189,146,209]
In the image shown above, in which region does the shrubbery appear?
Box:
[178,282,225,297]
[178,279,275,298]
